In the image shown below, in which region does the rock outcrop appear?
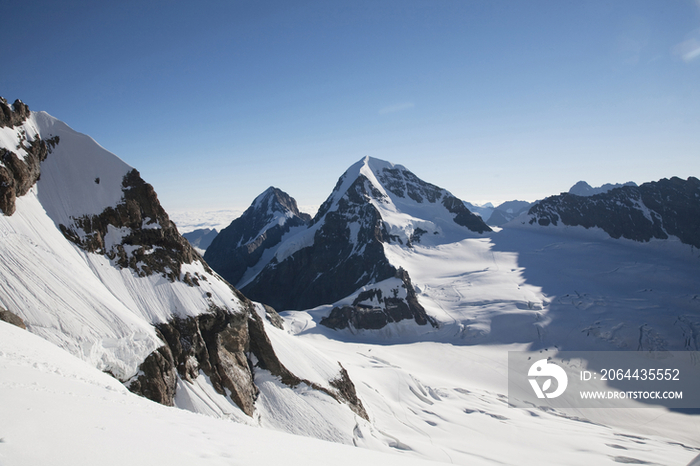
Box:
[129,296,368,419]
[0,98,59,216]
[0,308,27,330]
[0,98,30,128]
[59,169,205,281]
[321,268,436,330]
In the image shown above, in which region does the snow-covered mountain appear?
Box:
[182,227,218,253]
[3,98,700,465]
[0,98,367,433]
[461,200,534,226]
[224,157,490,330]
[204,187,311,287]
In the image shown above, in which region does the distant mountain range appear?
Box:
[182,227,219,252]
[526,177,700,248]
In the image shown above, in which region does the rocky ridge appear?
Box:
[527,177,700,248]
[59,168,204,281]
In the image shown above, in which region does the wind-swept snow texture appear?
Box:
[278,220,700,464]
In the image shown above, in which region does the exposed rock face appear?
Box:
[129,296,368,419]
[59,169,205,281]
[0,98,60,216]
[129,302,257,414]
[374,165,490,234]
[242,175,397,311]
[0,98,30,128]
[321,268,436,330]
[527,177,700,248]
[127,342,177,405]
[205,187,311,287]
[0,308,27,330]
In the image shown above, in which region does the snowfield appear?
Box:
[278,221,700,465]
[0,321,446,466]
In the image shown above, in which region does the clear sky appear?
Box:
[3,0,699,216]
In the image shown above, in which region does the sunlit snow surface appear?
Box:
[0,113,246,380]
[278,223,700,465]
[0,322,446,466]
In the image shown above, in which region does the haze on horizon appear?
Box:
[2,0,699,215]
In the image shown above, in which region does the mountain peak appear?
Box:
[237,157,490,324]
[204,186,311,287]
[252,186,305,218]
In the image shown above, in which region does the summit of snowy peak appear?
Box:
[237,157,490,315]
[252,186,307,218]
[313,157,491,238]
[204,186,311,287]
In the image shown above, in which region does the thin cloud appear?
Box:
[378,102,415,115]
[673,33,700,62]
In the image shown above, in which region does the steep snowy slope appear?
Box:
[0,321,448,466]
[232,156,490,330]
[0,99,368,437]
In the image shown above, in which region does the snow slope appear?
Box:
[0,321,447,466]
[2,106,699,465]
[0,111,245,380]
[277,216,700,464]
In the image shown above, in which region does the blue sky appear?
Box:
[3,0,699,215]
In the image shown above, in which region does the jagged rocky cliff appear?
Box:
[526,177,700,248]
[0,98,59,215]
[0,98,367,426]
